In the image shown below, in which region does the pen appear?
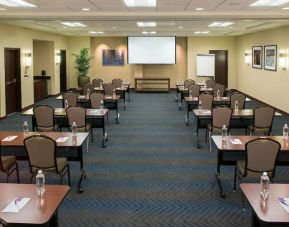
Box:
[14,196,22,211]
[278,198,288,206]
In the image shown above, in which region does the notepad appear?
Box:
[277,198,289,213]
[2,136,18,142]
[106,96,112,99]
[2,197,31,213]
[54,109,62,113]
[56,137,69,143]
[230,139,242,144]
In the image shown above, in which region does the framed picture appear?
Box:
[252,46,263,69]
[264,45,277,71]
[102,49,124,66]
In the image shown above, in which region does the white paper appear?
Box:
[230,139,242,144]
[2,197,31,213]
[106,96,112,99]
[2,136,18,142]
[54,109,62,113]
[277,198,289,213]
[56,137,69,143]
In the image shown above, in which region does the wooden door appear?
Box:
[209,50,228,87]
[60,50,67,92]
[5,48,21,115]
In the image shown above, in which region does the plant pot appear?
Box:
[78,76,90,87]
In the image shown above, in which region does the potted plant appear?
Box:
[73,48,93,87]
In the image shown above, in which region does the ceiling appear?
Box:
[1,0,289,36]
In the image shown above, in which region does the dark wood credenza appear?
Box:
[134,77,170,92]
[34,76,51,102]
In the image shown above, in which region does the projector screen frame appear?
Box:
[127,36,176,65]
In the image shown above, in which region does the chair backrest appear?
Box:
[24,135,56,171]
[245,138,280,177]
[62,92,77,107]
[213,84,225,97]
[33,105,54,131]
[205,79,216,88]
[188,84,200,97]
[90,93,104,109]
[230,93,246,109]
[103,83,115,96]
[66,106,86,128]
[92,78,103,88]
[212,106,232,129]
[82,83,94,95]
[254,106,275,130]
[184,79,195,88]
[198,93,213,109]
[112,78,123,88]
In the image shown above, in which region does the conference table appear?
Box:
[56,94,120,124]
[22,107,109,147]
[211,135,289,198]
[0,131,89,193]
[0,184,69,227]
[240,183,289,227]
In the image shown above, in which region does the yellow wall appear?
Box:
[0,23,68,117]
[187,36,237,88]
[236,26,289,113]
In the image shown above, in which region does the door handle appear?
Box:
[6,79,16,85]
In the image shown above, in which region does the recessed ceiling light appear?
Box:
[0,7,6,10]
[250,0,289,6]
[82,8,90,11]
[208,21,234,27]
[178,26,183,29]
[282,7,289,9]
[112,26,117,29]
[61,22,87,27]
[123,0,156,7]
[142,31,156,34]
[0,0,36,7]
[195,7,204,11]
[194,31,210,34]
[150,31,156,34]
[89,31,104,34]
[137,21,156,27]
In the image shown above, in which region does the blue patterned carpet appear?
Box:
[0,91,289,226]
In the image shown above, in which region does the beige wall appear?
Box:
[0,23,68,117]
[187,36,237,88]
[90,36,187,88]
[236,26,289,113]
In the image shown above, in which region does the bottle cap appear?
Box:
[38,170,42,174]
[263,172,267,176]
[285,124,288,127]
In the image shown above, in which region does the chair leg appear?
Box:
[15,162,20,183]
[67,165,71,187]
[233,166,237,191]
[209,131,212,152]
[90,128,94,143]
[241,191,245,211]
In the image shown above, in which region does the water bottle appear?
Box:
[36,169,45,197]
[189,89,192,97]
[221,125,227,141]
[23,121,29,135]
[217,90,220,99]
[234,100,239,111]
[87,88,90,96]
[100,100,104,109]
[283,124,289,139]
[198,100,202,109]
[113,89,116,98]
[64,99,68,109]
[72,121,77,137]
[260,172,270,200]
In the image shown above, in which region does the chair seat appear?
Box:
[71,123,91,132]
[248,125,270,134]
[37,124,60,132]
[237,160,273,178]
[32,157,68,173]
[208,124,223,133]
[1,156,16,171]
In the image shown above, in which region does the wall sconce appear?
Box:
[244,50,251,65]
[279,49,287,70]
[24,50,32,67]
[55,50,61,64]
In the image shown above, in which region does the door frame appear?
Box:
[209,50,228,87]
[4,48,22,115]
[60,49,67,92]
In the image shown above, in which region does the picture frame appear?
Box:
[252,46,263,69]
[264,45,277,71]
[102,49,124,66]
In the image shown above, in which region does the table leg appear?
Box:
[186,102,190,126]
[102,117,108,148]
[194,116,201,148]
[32,116,36,131]
[215,149,226,198]
[78,169,86,193]
[116,101,119,124]
[175,88,178,102]
[123,92,126,110]
[128,86,130,102]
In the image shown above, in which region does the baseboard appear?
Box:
[22,104,34,112]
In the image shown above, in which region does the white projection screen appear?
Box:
[128,37,176,64]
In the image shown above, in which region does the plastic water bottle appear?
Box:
[23,121,29,134]
[260,172,270,200]
[283,124,289,139]
[64,99,68,109]
[113,89,116,98]
[72,121,77,137]
[36,169,45,197]
[198,100,202,109]
[189,89,192,97]
[234,100,239,111]
[87,88,90,96]
[221,125,227,141]
[217,90,220,99]
[100,100,104,109]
